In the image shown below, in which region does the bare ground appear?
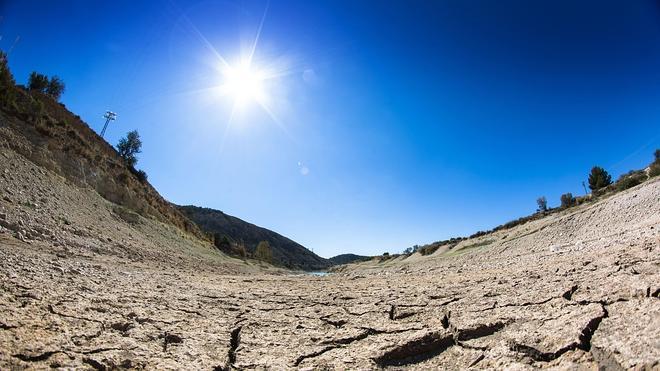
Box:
[1,146,658,370]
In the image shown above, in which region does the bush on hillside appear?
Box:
[402,245,420,255]
[650,164,660,178]
[0,51,16,108]
[234,242,247,258]
[418,245,439,256]
[615,170,647,191]
[46,76,65,100]
[560,192,575,208]
[135,169,148,183]
[650,149,660,177]
[117,130,142,167]
[588,166,612,191]
[536,196,548,212]
[28,72,49,92]
[255,241,273,263]
[28,71,65,101]
[469,230,488,239]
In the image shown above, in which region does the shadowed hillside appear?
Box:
[328,253,369,266]
[178,205,330,270]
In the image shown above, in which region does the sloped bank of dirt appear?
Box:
[1,141,658,369]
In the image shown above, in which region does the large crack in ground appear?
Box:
[372,315,508,367]
[510,303,609,362]
[373,331,456,367]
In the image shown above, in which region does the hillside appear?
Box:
[0,84,203,240]
[178,205,329,270]
[328,253,370,265]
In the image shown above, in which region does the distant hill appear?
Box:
[328,254,370,266]
[178,205,330,271]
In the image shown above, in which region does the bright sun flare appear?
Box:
[222,62,266,106]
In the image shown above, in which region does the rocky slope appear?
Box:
[178,205,329,271]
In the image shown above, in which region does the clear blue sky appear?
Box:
[2,1,659,257]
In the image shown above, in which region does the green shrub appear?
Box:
[28,72,49,92]
[650,149,660,177]
[560,193,575,208]
[27,72,65,101]
[418,243,440,255]
[588,166,612,191]
[213,233,232,253]
[46,76,65,100]
[469,230,488,239]
[117,130,142,167]
[134,169,148,183]
[0,52,16,108]
[650,163,660,178]
[536,196,547,212]
[615,170,647,191]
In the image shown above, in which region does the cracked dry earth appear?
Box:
[1,146,660,370]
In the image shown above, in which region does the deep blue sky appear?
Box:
[2,1,659,257]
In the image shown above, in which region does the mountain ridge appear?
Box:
[177,204,330,270]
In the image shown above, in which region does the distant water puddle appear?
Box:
[308,271,330,277]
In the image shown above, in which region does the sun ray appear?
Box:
[178,11,231,70]
[255,96,295,143]
[247,0,269,67]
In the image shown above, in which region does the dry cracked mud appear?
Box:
[0,145,659,369]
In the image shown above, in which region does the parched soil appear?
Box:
[1,145,659,369]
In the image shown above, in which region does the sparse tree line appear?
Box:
[537,152,660,213]
[393,150,660,259]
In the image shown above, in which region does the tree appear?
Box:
[46,76,65,100]
[135,169,148,182]
[116,130,142,167]
[214,233,231,250]
[560,193,575,208]
[650,149,660,177]
[615,170,646,191]
[0,51,15,107]
[536,196,547,212]
[27,71,65,101]
[588,166,612,191]
[255,241,273,263]
[235,243,247,258]
[28,71,49,92]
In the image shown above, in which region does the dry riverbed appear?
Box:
[0,146,659,369]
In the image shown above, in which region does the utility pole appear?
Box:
[100,111,117,138]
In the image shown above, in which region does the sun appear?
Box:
[222,61,266,106]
